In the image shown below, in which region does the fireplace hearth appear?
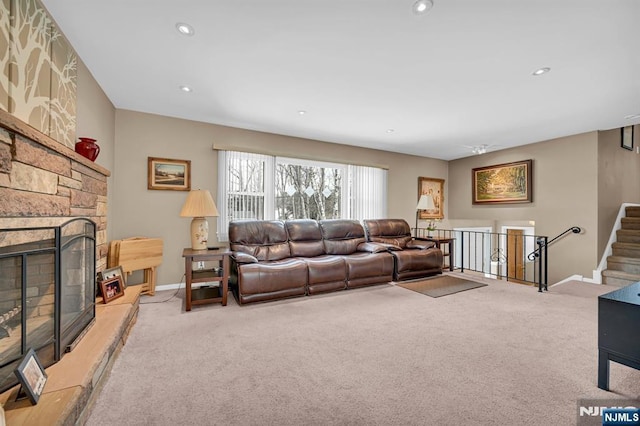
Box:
[0,218,96,393]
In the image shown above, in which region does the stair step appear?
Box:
[625,206,640,218]
[621,217,640,230]
[612,242,640,258]
[616,229,640,243]
[607,256,640,274]
[601,269,640,287]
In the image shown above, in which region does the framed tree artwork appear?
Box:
[472,159,532,204]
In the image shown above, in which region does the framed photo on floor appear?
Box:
[100,276,125,304]
[97,266,126,289]
[14,348,48,405]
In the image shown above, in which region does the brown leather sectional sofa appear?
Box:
[229,218,442,305]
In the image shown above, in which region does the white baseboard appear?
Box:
[155,283,183,291]
[550,274,602,287]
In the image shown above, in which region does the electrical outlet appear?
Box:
[197,261,205,270]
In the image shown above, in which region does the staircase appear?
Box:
[602,206,640,286]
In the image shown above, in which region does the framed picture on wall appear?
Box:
[147,157,191,191]
[472,159,532,204]
[621,126,634,150]
[417,177,444,219]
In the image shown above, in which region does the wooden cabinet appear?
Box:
[182,248,231,311]
[598,282,640,390]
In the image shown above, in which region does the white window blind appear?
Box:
[348,165,387,221]
[217,151,387,241]
[217,150,273,241]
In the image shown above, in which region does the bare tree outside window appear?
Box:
[275,163,342,220]
[217,150,386,242]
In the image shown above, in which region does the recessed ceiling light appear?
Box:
[176,23,195,36]
[532,67,551,76]
[412,0,434,14]
[179,85,192,92]
[624,114,640,120]
[386,129,395,133]
[298,110,306,115]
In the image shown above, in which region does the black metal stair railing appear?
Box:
[414,226,582,293]
[526,226,581,292]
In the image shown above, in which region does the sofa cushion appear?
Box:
[286,219,326,257]
[342,252,394,288]
[229,220,291,261]
[363,219,413,248]
[301,255,347,294]
[236,258,308,304]
[319,219,366,255]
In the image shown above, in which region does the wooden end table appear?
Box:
[417,237,455,271]
[182,248,231,311]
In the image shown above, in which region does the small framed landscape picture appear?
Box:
[100,276,125,304]
[14,348,48,405]
[148,157,191,191]
[621,126,634,150]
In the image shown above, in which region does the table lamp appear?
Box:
[180,189,219,250]
[415,194,435,235]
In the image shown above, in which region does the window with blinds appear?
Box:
[217,150,387,241]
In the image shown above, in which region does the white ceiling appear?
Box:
[41,0,640,160]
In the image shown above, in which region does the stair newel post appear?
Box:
[542,236,548,291]
[536,237,545,292]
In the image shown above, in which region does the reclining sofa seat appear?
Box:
[228,220,307,304]
[285,219,346,294]
[363,219,443,281]
[318,219,394,288]
[229,219,394,304]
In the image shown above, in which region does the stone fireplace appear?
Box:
[0,110,109,393]
[0,219,96,392]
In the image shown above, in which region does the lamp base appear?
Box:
[190,217,209,250]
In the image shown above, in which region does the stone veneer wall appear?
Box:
[0,109,110,271]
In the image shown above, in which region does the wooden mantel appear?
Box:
[0,109,110,178]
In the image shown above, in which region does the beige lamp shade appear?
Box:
[416,194,435,211]
[180,190,219,250]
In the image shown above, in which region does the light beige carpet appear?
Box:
[86,277,640,426]
[397,274,488,297]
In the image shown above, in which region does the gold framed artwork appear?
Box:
[417,177,444,219]
[472,159,532,204]
[147,157,191,191]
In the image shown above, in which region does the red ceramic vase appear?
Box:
[75,137,100,161]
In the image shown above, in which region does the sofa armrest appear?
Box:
[232,252,259,264]
[407,240,436,250]
[357,242,390,253]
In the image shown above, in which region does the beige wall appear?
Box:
[448,132,600,284]
[597,125,640,257]
[112,110,447,285]
[72,69,640,287]
[75,59,116,239]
